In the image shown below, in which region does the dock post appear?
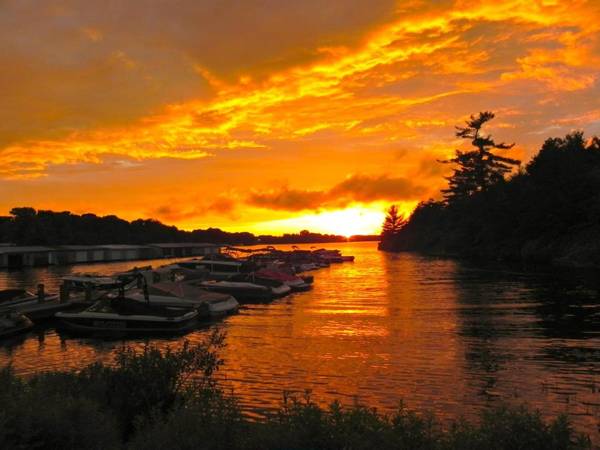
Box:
[37,283,45,303]
[59,281,70,303]
[85,284,93,302]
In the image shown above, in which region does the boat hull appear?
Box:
[57,315,198,335]
[200,284,273,303]
[129,292,239,318]
[56,301,199,336]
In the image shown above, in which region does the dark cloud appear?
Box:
[247,174,426,211]
[330,174,426,202]
[247,189,327,211]
[150,195,238,222]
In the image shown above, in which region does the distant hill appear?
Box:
[379,131,600,268]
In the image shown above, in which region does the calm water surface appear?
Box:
[1,242,599,439]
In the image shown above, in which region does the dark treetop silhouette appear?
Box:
[440,111,520,204]
[381,205,407,240]
[379,114,600,267]
[0,208,377,246]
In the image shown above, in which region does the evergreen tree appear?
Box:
[441,111,520,203]
[381,205,406,238]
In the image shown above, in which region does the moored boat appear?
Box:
[254,269,311,291]
[129,282,239,317]
[231,274,292,297]
[196,280,273,303]
[176,259,244,280]
[312,249,354,263]
[0,310,33,338]
[0,288,59,309]
[0,288,72,323]
[56,297,198,335]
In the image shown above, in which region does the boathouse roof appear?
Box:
[148,243,221,248]
[0,246,54,254]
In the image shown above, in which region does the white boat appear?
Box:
[0,289,71,322]
[128,282,239,317]
[254,270,312,292]
[56,297,198,335]
[197,280,273,303]
[177,259,244,280]
[296,263,319,272]
[153,264,207,283]
[63,274,126,294]
[230,274,292,297]
[270,283,292,297]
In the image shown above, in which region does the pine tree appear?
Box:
[441,111,520,203]
[381,205,406,238]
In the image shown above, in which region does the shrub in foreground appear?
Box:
[0,334,593,450]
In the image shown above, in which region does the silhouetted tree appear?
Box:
[381,205,406,238]
[441,111,520,203]
[380,129,600,266]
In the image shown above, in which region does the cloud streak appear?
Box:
[248,174,426,211]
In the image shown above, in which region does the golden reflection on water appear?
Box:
[0,242,599,440]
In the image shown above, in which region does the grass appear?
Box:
[0,331,592,450]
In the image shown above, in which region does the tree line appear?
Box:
[380,112,600,266]
[0,208,376,246]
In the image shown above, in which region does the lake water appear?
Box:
[1,241,599,440]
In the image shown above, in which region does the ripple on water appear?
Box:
[0,242,599,441]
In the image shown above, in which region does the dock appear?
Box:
[0,243,222,269]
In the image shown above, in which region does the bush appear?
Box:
[79,329,226,437]
[0,367,120,450]
[0,337,593,450]
[445,405,591,450]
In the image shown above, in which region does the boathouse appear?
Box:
[51,245,106,264]
[0,243,222,269]
[99,245,156,261]
[149,243,221,258]
[0,246,54,268]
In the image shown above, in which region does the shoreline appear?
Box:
[1,340,593,449]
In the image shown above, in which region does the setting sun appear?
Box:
[247,207,386,237]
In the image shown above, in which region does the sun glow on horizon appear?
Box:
[243,206,387,237]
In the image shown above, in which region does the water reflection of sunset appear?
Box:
[1,242,599,440]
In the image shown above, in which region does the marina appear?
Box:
[0,244,354,337]
[0,241,598,441]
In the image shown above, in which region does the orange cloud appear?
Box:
[1,0,600,233]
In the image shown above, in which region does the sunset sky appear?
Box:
[2,0,600,236]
